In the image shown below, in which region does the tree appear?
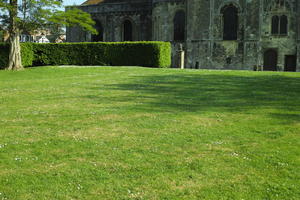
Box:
[0,0,97,70]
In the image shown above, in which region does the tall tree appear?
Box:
[0,0,97,70]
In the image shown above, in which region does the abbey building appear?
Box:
[66,0,300,71]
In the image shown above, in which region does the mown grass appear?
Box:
[0,66,299,200]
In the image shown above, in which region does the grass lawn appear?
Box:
[0,66,299,200]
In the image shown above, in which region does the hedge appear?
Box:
[0,42,171,69]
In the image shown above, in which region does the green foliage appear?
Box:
[49,8,97,35]
[0,42,170,68]
[0,43,9,68]
[157,42,172,68]
[0,42,171,68]
[1,0,96,35]
[0,43,33,69]
[0,30,4,42]
[33,42,171,68]
[20,43,34,67]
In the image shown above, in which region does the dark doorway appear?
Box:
[92,20,104,42]
[123,20,133,41]
[264,49,278,71]
[222,5,238,40]
[284,55,297,72]
[173,10,186,42]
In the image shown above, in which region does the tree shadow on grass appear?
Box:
[86,72,300,114]
[268,113,300,125]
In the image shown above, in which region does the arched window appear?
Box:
[173,10,185,42]
[271,15,288,35]
[271,16,279,34]
[280,15,288,35]
[92,20,104,42]
[123,20,133,41]
[222,5,238,40]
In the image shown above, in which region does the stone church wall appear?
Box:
[67,1,152,42]
[67,0,300,71]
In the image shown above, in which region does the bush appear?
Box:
[0,43,8,69]
[21,43,34,67]
[32,42,171,68]
[0,41,171,69]
[0,43,34,69]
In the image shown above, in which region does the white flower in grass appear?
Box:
[77,184,83,190]
[14,157,22,161]
[212,141,223,145]
[231,152,239,157]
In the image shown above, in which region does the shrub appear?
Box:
[32,42,171,68]
[0,43,8,69]
[21,43,34,67]
[0,41,171,69]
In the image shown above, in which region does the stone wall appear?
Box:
[66,0,152,42]
[66,0,300,71]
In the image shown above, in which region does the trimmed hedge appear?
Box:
[0,43,34,69]
[0,42,171,69]
[0,43,9,68]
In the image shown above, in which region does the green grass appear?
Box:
[0,66,299,200]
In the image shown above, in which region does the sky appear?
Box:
[63,0,84,6]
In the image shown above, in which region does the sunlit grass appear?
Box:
[0,66,299,199]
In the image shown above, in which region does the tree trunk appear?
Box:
[6,0,23,70]
[7,32,22,70]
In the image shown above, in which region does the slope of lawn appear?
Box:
[0,66,299,200]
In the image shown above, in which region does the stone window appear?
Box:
[222,5,238,40]
[123,20,133,41]
[173,10,185,42]
[271,16,279,34]
[271,15,288,35]
[280,15,288,35]
[92,20,104,42]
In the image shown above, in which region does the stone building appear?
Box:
[67,0,300,71]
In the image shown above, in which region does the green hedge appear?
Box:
[0,43,34,69]
[0,42,171,69]
[0,43,8,68]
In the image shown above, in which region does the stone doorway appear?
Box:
[264,49,278,71]
[123,20,133,41]
[284,55,297,72]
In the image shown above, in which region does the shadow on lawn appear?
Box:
[88,72,300,114]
